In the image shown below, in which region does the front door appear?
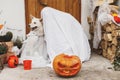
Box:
[25,0,81,33]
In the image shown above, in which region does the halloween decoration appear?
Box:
[20,16,48,68]
[8,55,18,68]
[53,53,81,77]
[0,24,3,30]
[88,2,120,61]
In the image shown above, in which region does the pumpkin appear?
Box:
[53,53,81,77]
[8,55,19,68]
[0,24,3,30]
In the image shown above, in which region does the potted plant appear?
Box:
[0,31,13,42]
[0,42,8,70]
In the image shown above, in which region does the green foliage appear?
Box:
[0,31,13,42]
[113,47,120,71]
[4,31,13,41]
[113,56,120,71]
[113,37,120,71]
[0,43,8,55]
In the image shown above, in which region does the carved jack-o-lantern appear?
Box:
[8,55,19,68]
[53,53,81,77]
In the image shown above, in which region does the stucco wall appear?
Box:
[0,0,25,40]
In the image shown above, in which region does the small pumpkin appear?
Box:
[8,55,19,68]
[0,24,3,30]
[53,53,81,77]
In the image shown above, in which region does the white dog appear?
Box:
[27,15,44,37]
[20,15,49,68]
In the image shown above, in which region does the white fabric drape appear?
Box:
[41,7,91,63]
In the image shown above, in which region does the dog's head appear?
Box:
[29,15,42,31]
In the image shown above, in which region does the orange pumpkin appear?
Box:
[8,55,19,68]
[0,24,3,30]
[53,53,81,77]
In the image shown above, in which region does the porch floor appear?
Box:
[0,53,120,80]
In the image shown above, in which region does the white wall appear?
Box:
[0,0,91,40]
[0,0,25,40]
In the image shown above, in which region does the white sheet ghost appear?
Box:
[41,7,91,64]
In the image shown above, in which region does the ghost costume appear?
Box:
[41,7,91,64]
[20,7,91,68]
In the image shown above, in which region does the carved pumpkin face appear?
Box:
[53,54,81,77]
[8,55,19,68]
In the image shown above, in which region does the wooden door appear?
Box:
[25,0,81,34]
